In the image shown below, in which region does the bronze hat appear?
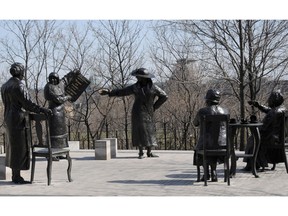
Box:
[205,89,221,103]
[131,68,155,78]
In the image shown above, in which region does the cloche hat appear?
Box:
[205,89,221,103]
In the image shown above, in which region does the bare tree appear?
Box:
[149,21,206,150]
[170,20,288,149]
[175,20,288,117]
[90,20,146,149]
[0,20,70,104]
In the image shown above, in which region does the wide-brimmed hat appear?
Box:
[131,68,155,78]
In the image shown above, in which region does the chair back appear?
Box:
[29,113,51,153]
[201,114,230,150]
[197,114,231,185]
[279,111,288,147]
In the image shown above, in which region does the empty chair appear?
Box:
[29,113,72,185]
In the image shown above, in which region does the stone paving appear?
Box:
[1,150,288,196]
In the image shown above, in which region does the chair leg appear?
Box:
[226,157,230,186]
[30,156,36,183]
[271,163,276,170]
[285,160,288,173]
[196,164,201,182]
[67,153,72,182]
[203,160,208,186]
[283,150,288,173]
[47,157,52,185]
[224,161,227,182]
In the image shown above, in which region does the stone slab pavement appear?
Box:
[0,150,287,215]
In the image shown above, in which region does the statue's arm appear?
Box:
[153,85,168,110]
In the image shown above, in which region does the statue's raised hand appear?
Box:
[248,100,259,107]
[98,89,110,96]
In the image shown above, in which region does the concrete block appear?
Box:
[95,140,111,160]
[68,141,80,151]
[103,138,118,158]
[0,154,6,180]
[0,145,4,154]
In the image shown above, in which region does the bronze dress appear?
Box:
[44,81,70,148]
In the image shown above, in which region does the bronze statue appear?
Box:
[44,72,72,160]
[99,68,168,159]
[193,89,229,182]
[245,90,286,171]
[1,62,52,184]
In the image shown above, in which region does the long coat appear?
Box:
[244,105,286,168]
[193,104,229,165]
[258,105,286,166]
[109,81,168,148]
[44,81,69,148]
[1,77,43,170]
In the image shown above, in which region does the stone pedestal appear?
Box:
[103,138,118,158]
[68,141,80,151]
[95,140,111,160]
[0,155,6,180]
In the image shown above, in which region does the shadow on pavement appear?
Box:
[107,179,195,186]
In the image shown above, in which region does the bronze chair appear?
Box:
[29,113,72,185]
[196,114,230,186]
[269,111,288,173]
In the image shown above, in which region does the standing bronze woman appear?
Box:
[1,62,52,184]
[99,68,168,159]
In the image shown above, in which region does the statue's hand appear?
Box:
[248,100,259,107]
[40,108,53,116]
[98,89,110,96]
[71,69,81,74]
[65,95,72,101]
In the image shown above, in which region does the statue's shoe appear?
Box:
[147,153,159,158]
[12,177,31,184]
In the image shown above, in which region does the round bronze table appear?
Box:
[229,122,263,178]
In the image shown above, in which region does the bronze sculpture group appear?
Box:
[1,62,286,184]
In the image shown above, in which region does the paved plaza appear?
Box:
[1,150,287,216]
[1,150,288,196]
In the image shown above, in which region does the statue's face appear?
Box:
[18,72,24,80]
[136,76,148,84]
[49,76,59,85]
